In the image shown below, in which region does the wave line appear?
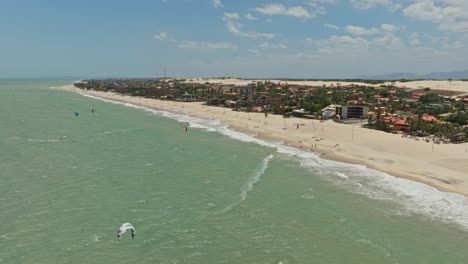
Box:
[224,154,273,212]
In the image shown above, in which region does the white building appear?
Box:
[335,106,368,119]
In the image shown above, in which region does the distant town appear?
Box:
[75,78,468,143]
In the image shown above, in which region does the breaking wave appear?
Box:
[223,154,274,212]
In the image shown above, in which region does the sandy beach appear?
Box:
[68,86,468,196]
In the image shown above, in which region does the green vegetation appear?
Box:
[75,79,467,143]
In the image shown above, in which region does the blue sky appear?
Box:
[1,0,467,78]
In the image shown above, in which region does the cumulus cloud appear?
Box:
[307,35,369,47]
[409,32,422,46]
[440,21,468,32]
[258,42,288,49]
[225,21,275,39]
[403,1,445,23]
[372,34,405,49]
[222,12,240,21]
[245,13,258,21]
[212,0,223,8]
[345,25,379,35]
[403,0,468,32]
[154,31,237,51]
[177,41,237,50]
[307,30,407,51]
[254,4,313,19]
[344,24,401,36]
[324,23,340,30]
[153,32,176,42]
[380,23,401,33]
[349,0,399,10]
[309,0,336,4]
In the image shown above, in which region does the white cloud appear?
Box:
[409,32,422,46]
[344,24,401,36]
[245,13,258,21]
[403,1,444,23]
[248,49,261,55]
[177,41,237,50]
[153,32,176,42]
[307,32,406,51]
[324,23,340,30]
[258,42,288,49]
[403,0,468,32]
[372,34,405,49]
[307,35,369,47]
[380,23,401,33]
[212,0,223,8]
[255,4,313,19]
[345,25,379,35]
[309,0,336,4]
[307,0,335,10]
[350,0,392,10]
[225,21,275,39]
[422,33,466,49]
[222,12,240,21]
[154,31,237,51]
[344,24,404,49]
[440,21,468,32]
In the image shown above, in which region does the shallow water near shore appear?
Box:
[1,80,468,264]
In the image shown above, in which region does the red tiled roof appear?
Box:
[394,119,409,126]
[422,115,438,122]
[384,116,398,123]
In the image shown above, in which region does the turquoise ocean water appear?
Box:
[1,80,468,264]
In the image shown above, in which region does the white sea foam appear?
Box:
[77,91,468,231]
[0,137,21,141]
[27,139,61,142]
[224,154,274,212]
[103,128,137,134]
[93,234,101,242]
[335,172,349,179]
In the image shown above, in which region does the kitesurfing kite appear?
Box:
[117,223,136,240]
[74,112,79,117]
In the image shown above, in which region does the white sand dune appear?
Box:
[185,78,468,94]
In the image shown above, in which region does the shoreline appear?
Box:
[65,86,468,197]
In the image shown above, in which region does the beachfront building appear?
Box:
[177,92,196,102]
[322,104,341,119]
[335,106,369,120]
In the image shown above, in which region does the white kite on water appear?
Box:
[117,223,136,240]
